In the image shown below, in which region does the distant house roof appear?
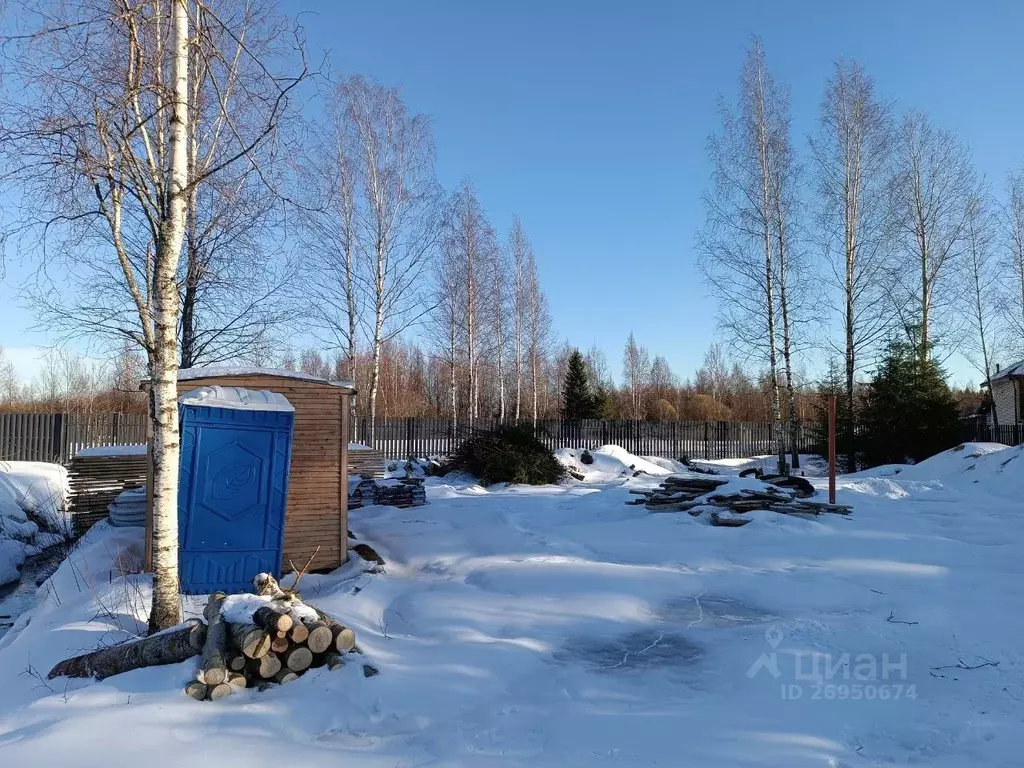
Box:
[142,366,356,392]
[991,360,1024,383]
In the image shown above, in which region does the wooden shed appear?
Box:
[145,367,356,574]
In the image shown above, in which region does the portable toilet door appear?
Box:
[177,386,295,594]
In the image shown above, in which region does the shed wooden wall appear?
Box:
[173,375,349,572]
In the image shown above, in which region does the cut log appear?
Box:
[200,593,229,686]
[288,619,309,644]
[247,652,282,679]
[270,635,290,654]
[312,609,357,653]
[228,655,246,672]
[282,644,313,672]
[208,682,233,700]
[48,619,206,680]
[184,680,208,700]
[227,671,248,689]
[253,606,293,634]
[253,572,286,599]
[709,511,751,527]
[202,591,227,622]
[322,652,345,671]
[304,622,333,654]
[272,670,298,684]
[232,624,271,659]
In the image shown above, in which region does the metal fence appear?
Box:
[964,421,1024,446]
[0,412,147,463]
[354,417,817,461]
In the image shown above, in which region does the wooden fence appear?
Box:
[0,412,147,464]
[353,418,817,462]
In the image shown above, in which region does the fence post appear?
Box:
[703,421,710,461]
[405,416,414,460]
[50,414,64,463]
[111,412,121,445]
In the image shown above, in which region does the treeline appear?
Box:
[695,38,1023,468]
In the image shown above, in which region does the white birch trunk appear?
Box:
[148,0,189,634]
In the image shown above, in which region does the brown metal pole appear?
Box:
[828,395,837,505]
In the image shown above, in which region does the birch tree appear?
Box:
[890,111,977,363]
[508,216,532,420]
[526,251,551,425]
[488,232,511,421]
[0,0,306,631]
[1003,169,1024,359]
[697,38,787,472]
[445,181,496,430]
[622,332,650,420]
[809,60,894,469]
[339,76,443,442]
[298,80,363,428]
[963,191,999,424]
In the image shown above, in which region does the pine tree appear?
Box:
[861,335,961,466]
[562,349,597,420]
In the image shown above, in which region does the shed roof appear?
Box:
[173,365,356,392]
[990,360,1024,383]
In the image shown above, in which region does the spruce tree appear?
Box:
[861,336,961,466]
[562,349,597,420]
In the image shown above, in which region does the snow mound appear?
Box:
[894,442,1024,493]
[221,593,319,624]
[0,462,70,586]
[556,445,675,482]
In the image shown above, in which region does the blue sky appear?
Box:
[3,0,1023,385]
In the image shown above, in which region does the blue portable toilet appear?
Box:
[177,386,295,594]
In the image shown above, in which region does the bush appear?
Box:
[444,424,566,486]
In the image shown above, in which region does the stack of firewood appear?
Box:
[349,477,427,510]
[46,572,375,693]
[626,475,851,526]
[184,573,357,700]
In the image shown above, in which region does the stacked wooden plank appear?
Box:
[348,445,385,479]
[68,449,148,536]
[627,474,852,526]
[349,477,426,510]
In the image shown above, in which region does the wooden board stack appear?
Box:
[349,477,427,510]
[68,451,148,535]
[626,475,852,526]
[348,446,386,479]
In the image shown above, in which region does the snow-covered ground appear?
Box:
[0,461,69,587]
[1,443,1022,766]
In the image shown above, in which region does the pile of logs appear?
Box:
[184,574,357,700]
[349,477,427,510]
[627,474,852,526]
[47,572,369,700]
